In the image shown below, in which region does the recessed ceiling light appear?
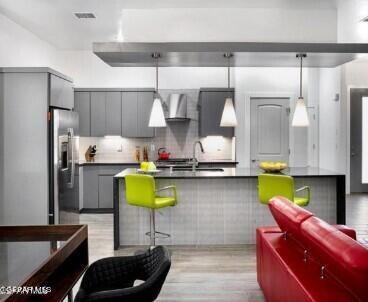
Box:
[74,12,96,19]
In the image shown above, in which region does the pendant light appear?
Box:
[220,53,238,127]
[292,53,309,127]
[148,53,166,128]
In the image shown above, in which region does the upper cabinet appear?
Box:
[50,74,74,109]
[122,91,155,137]
[74,89,155,138]
[106,92,122,136]
[137,92,155,137]
[198,88,235,137]
[74,91,91,137]
[90,92,106,137]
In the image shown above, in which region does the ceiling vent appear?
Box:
[74,12,96,19]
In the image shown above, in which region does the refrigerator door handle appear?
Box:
[67,127,75,189]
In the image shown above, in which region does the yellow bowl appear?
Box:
[140,162,149,171]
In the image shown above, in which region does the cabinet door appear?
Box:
[106,92,122,135]
[91,92,106,137]
[83,167,99,209]
[122,92,138,137]
[50,74,74,109]
[137,91,155,137]
[74,92,91,136]
[199,91,234,137]
[98,175,113,208]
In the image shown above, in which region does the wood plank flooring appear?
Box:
[74,193,368,301]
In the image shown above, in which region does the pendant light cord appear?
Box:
[299,54,303,98]
[228,56,230,89]
[155,56,159,94]
[224,53,232,97]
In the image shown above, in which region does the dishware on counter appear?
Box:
[138,161,161,173]
[259,161,288,173]
[85,145,97,162]
[158,147,171,160]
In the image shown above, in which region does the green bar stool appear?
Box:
[258,174,310,206]
[125,174,177,246]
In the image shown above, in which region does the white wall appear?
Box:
[120,8,337,43]
[318,67,341,171]
[0,12,65,72]
[337,0,368,43]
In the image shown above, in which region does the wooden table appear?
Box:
[0,225,88,302]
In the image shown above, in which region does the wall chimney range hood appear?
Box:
[166,93,190,122]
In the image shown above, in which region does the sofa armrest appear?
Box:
[333,224,356,240]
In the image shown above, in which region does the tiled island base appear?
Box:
[115,173,339,247]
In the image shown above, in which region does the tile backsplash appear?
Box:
[79,89,235,162]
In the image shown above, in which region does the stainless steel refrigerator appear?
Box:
[49,109,79,225]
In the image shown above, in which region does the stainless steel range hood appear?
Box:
[166,93,190,122]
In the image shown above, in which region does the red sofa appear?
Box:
[257,196,368,302]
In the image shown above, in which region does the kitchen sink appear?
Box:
[172,168,224,172]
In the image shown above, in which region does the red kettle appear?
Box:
[158,148,171,160]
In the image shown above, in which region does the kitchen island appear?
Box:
[113,168,345,249]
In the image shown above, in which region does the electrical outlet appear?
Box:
[150,144,155,152]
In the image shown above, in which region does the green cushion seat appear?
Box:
[125,174,177,209]
[258,173,310,207]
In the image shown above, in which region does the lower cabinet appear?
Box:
[81,165,136,211]
[98,175,114,208]
[83,166,99,209]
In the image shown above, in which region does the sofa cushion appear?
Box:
[268,197,313,239]
[301,216,368,302]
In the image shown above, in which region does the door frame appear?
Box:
[349,87,368,192]
[346,85,368,194]
[239,92,296,168]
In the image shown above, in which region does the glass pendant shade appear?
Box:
[148,97,166,127]
[292,97,309,127]
[220,98,238,127]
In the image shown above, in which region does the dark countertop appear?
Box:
[114,167,344,179]
[79,160,238,167]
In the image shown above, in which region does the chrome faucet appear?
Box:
[192,141,205,171]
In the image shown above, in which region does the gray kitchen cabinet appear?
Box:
[98,175,114,208]
[199,89,235,137]
[122,92,138,137]
[50,74,74,109]
[75,89,155,138]
[83,166,99,209]
[138,91,155,137]
[106,92,122,135]
[74,91,91,136]
[91,92,106,137]
[81,165,136,211]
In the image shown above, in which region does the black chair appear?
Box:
[75,246,171,302]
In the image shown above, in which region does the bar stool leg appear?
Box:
[150,209,156,246]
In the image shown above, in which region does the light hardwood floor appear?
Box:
[75,194,368,301]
